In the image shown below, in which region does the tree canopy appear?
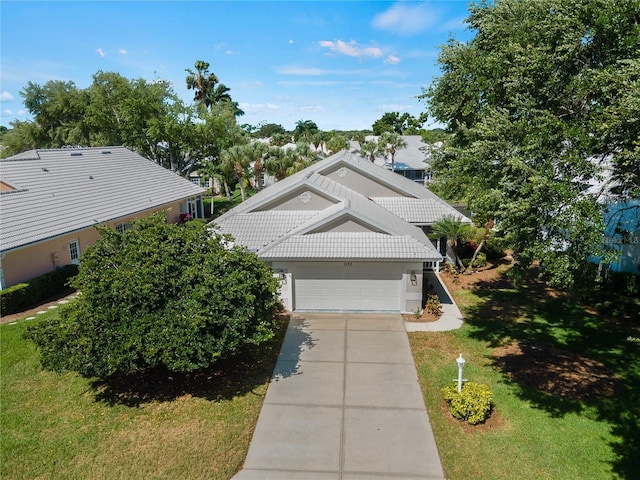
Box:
[421,0,640,291]
[25,214,281,378]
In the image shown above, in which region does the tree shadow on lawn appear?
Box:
[90,314,293,408]
[462,273,640,479]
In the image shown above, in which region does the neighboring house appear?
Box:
[0,146,206,289]
[212,150,470,313]
[349,135,436,185]
[599,198,640,275]
[586,156,640,276]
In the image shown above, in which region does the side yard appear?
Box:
[1,309,288,479]
[411,261,640,479]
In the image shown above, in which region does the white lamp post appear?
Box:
[456,354,466,393]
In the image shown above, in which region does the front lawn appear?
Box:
[412,263,640,479]
[1,310,288,479]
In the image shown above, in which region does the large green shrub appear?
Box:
[24,213,280,378]
[1,264,78,316]
[442,382,494,425]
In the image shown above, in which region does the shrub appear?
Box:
[24,214,280,378]
[0,265,78,316]
[442,382,494,425]
[461,252,487,269]
[424,294,443,316]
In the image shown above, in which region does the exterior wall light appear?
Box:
[410,272,417,286]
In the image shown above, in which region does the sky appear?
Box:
[1,1,475,132]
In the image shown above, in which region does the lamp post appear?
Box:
[456,354,466,393]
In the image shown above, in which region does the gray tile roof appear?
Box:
[0,147,206,252]
[209,150,463,262]
[213,211,320,250]
[371,197,467,224]
[260,232,440,260]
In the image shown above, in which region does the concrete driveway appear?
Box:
[233,312,445,479]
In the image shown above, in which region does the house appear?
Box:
[0,146,206,289]
[211,150,470,313]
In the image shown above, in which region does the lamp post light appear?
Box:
[456,354,466,393]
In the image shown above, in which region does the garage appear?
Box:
[289,261,405,312]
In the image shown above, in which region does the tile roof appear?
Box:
[212,211,320,250]
[371,197,467,224]
[0,147,206,252]
[208,150,464,262]
[260,232,440,260]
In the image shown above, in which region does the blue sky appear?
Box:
[1,1,474,131]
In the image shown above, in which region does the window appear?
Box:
[115,222,131,234]
[189,177,201,186]
[69,239,80,265]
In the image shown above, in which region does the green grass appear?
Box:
[411,269,640,480]
[1,310,288,480]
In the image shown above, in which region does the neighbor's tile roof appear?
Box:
[371,197,467,224]
[260,232,440,260]
[0,147,205,251]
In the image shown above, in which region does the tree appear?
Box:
[186,60,243,116]
[220,144,251,201]
[372,112,424,135]
[293,119,319,142]
[25,213,280,378]
[19,80,89,148]
[377,132,406,172]
[325,133,349,155]
[429,215,472,270]
[421,0,640,292]
[247,141,269,191]
[360,139,379,162]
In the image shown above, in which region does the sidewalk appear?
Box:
[405,272,463,332]
[233,312,446,480]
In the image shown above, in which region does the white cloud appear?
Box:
[278,80,344,87]
[1,91,15,102]
[289,39,294,44]
[3,109,12,115]
[372,3,439,35]
[384,55,401,65]
[277,66,325,76]
[300,105,324,113]
[118,48,128,55]
[319,40,383,59]
[96,48,106,58]
[378,104,416,112]
[239,102,281,114]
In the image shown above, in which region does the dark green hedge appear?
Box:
[1,265,78,316]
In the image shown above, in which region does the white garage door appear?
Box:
[294,278,400,311]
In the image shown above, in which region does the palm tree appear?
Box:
[325,134,349,155]
[429,215,472,270]
[264,146,293,181]
[360,140,378,162]
[247,142,268,191]
[220,145,251,201]
[186,60,243,115]
[185,60,219,110]
[377,132,406,172]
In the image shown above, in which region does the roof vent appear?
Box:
[70,152,83,157]
[101,151,111,154]
[41,168,49,172]
[89,176,94,180]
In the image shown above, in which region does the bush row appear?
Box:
[1,265,78,316]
